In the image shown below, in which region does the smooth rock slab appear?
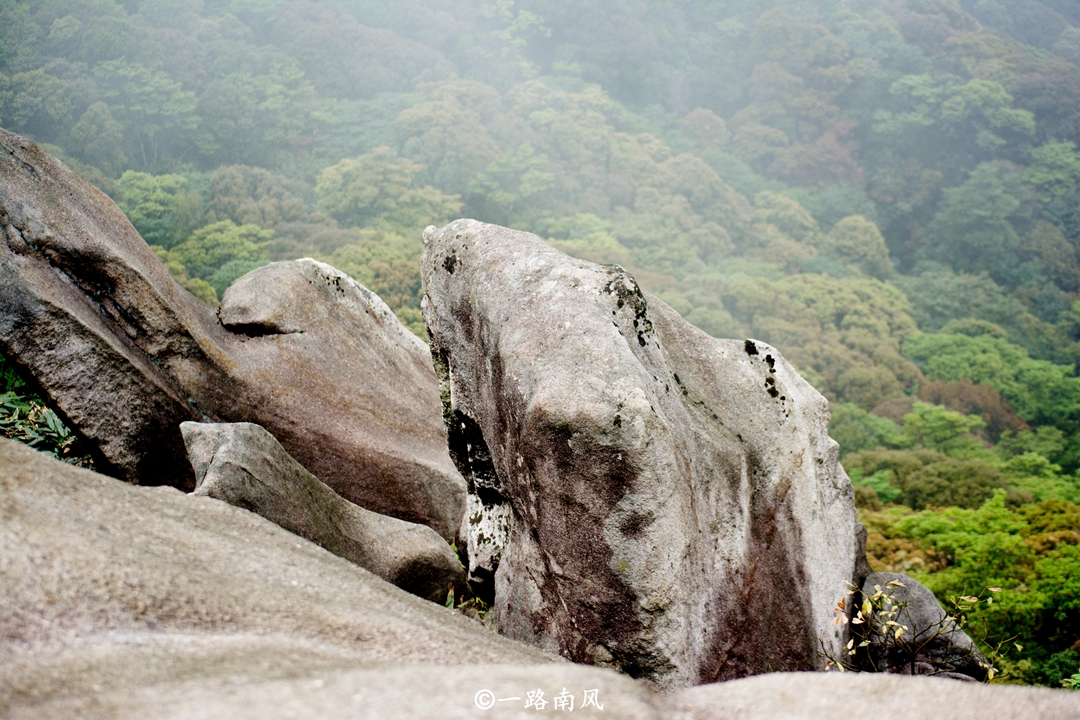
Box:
[671,671,1079,720]
[182,421,466,603]
[421,219,863,691]
[0,129,464,540]
[0,437,554,716]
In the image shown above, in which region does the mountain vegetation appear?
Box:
[2,0,1079,686]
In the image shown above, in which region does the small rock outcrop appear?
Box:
[181,421,466,603]
[421,219,863,690]
[856,572,989,681]
[0,129,464,541]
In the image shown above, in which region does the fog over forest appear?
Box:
[2,0,1080,688]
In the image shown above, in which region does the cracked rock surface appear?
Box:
[421,219,864,690]
[0,128,464,540]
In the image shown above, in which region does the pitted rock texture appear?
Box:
[0,129,464,540]
[421,219,863,691]
[182,421,466,603]
[858,572,989,681]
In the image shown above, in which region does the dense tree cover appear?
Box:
[3,0,1080,685]
[863,494,1080,687]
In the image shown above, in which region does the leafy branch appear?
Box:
[823,579,1019,681]
[0,355,93,468]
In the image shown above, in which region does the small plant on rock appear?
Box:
[0,355,94,468]
[823,579,1019,681]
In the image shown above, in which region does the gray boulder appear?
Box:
[856,572,989,680]
[181,421,466,603]
[216,259,466,539]
[0,128,464,541]
[420,219,863,690]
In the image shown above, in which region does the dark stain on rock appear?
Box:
[764,354,775,371]
[699,452,815,683]
[619,510,654,539]
[744,340,758,356]
[603,266,654,348]
[445,407,502,505]
[443,251,458,275]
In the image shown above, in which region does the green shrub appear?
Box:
[0,356,93,468]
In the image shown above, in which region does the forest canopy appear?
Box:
[2,0,1080,688]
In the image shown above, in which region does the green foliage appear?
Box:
[722,272,920,408]
[207,165,312,229]
[117,171,206,248]
[848,467,903,504]
[900,402,986,455]
[1001,454,1080,504]
[918,379,1028,442]
[819,215,895,280]
[0,355,93,468]
[830,402,903,458]
[894,271,1031,335]
[316,147,462,232]
[823,578,1010,680]
[466,142,555,225]
[904,331,1080,432]
[864,492,1080,684]
[166,221,272,282]
[900,458,1007,511]
[922,162,1032,287]
[996,425,1080,474]
[1023,142,1080,205]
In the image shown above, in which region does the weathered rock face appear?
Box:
[858,572,989,681]
[421,219,863,690]
[0,129,465,540]
[182,421,466,603]
[0,132,211,488]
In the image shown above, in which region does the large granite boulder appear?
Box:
[4,440,1076,719]
[182,421,466,603]
[420,219,863,690]
[0,128,464,540]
